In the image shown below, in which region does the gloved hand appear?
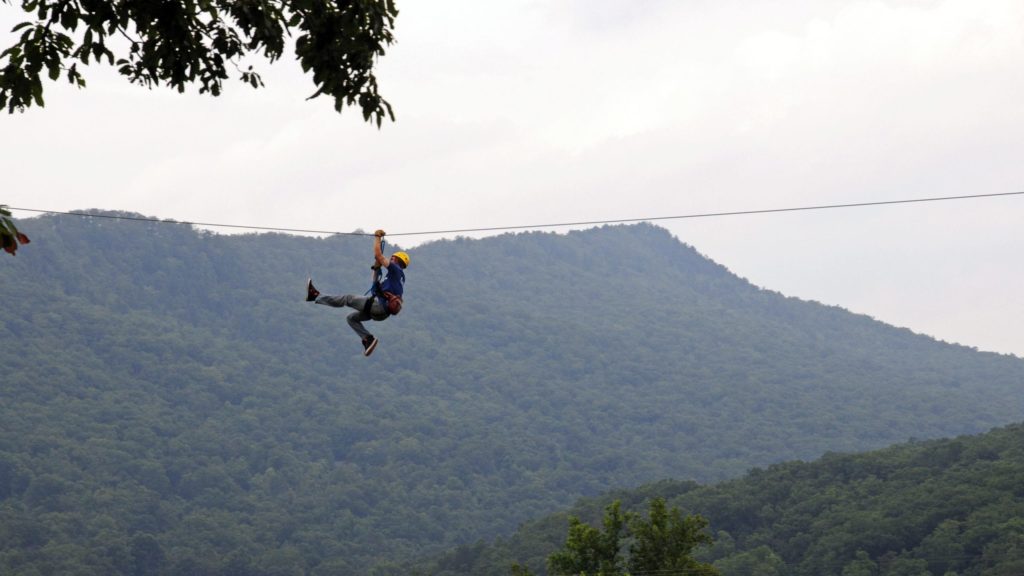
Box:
[374,229,386,238]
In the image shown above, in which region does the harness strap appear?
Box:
[364,272,389,318]
[366,264,382,296]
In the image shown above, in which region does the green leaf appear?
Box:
[30,79,43,106]
[60,9,78,31]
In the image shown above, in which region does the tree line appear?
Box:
[2,215,1024,574]
[419,423,1024,576]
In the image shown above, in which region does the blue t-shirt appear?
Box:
[377,261,405,300]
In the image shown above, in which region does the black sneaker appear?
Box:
[362,335,379,357]
[306,277,320,302]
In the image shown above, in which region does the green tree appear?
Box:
[980,530,1024,576]
[843,551,879,576]
[713,546,785,576]
[128,533,164,576]
[628,498,718,576]
[547,501,626,576]
[918,520,965,576]
[0,0,397,123]
[510,564,535,576]
[880,556,931,576]
[0,206,29,256]
[544,499,718,576]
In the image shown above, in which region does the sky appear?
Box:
[2,0,1023,356]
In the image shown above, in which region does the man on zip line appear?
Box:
[306,230,409,357]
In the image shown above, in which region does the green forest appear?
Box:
[422,423,1024,576]
[1,213,1023,574]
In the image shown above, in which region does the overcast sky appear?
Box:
[3,0,1023,356]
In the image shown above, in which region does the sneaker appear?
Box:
[362,335,379,357]
[306,277,320,302]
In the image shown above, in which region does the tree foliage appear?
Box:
[0,205,29,255]
[428,424,1024,576]
[0,0,397,123]
[3,215,1024,574]
[547,501,627,576]
[628,498,717,576]
[544,499,717,576]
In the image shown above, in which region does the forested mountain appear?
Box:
[1,213,1022,575]
[424,422,1024,576]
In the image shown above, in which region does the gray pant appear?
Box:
[315,294,387,340]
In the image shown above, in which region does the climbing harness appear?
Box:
[364,236,404,317]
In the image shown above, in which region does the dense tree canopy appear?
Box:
[0,0,397,122]
[3,214,1024,574]
[426,424,1024,576]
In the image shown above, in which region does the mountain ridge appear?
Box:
[1,213,1022,574]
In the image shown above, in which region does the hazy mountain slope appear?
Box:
[0,213,1021,574]
[424,423,1024,576]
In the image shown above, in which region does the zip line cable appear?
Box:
[9,190,1024,238]
[6,207,352,236]
[386,190,1024,237]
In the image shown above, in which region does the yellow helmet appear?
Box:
[393,251,410,268]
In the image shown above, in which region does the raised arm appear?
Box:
[373,230,389,269]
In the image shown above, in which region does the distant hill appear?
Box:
[1,213,1022,574]
[422,422,1024,576]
